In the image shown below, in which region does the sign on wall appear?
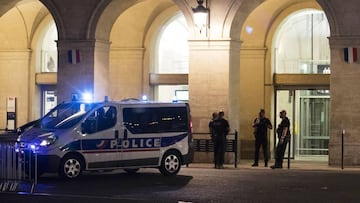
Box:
[6,97,16,131]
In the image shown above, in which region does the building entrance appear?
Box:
[41,86,57,116]
[275,89,330,160]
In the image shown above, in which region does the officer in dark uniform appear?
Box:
[271,110,291,169]
[209,112,218,168]
[211,111,230,169]
[252,109,272,167]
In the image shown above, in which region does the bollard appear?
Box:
[287,137,291,169]
[341,129,345,170]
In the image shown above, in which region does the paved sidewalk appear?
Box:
[189,159,360,171]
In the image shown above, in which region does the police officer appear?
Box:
[209,112,218,168]
[211,111,230,169]
[252,109,272,167]
[271,110,291,169]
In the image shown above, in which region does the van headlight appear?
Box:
[39,134,57,147]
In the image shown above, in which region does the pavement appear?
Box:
[189,160,360,172]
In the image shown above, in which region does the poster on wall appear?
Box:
[6,97,16,131]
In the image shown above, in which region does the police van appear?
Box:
[16,99,193,179]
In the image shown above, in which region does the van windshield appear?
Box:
[40,102,98,129]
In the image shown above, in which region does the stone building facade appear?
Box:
[0,0,359,166]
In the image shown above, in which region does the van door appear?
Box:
[80,105,120,169]
[120,106,161,167]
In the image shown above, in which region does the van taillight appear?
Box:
[190,116,193,133]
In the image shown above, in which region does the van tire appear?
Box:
[159,151,181,176]
[59,155,84,179]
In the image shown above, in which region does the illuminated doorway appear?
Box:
[275,89,329,160]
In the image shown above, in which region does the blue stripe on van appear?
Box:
[160,133,187,147]
[60,133,188,152]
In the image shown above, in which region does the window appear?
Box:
[273,10,330,73]
[41,22,58,72]
[156,85,189,102]
[154,13,189,101]
[84,106,117,134]
[123,107,188,134]
[41,102,98,129]
[157,13,189,74]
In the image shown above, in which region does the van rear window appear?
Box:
[123,107,188,134]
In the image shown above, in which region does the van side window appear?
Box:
[123,107,188,134]
[84,106,117,134]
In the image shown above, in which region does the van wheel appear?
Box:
[124,168,139,174]
[59,155,83,179]
[159,151,181,176]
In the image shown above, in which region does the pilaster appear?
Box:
[57,40,110,102]
[328,36,360,165]
[109,47,145,100]
[188,39,241,133]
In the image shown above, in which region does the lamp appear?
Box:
[192,0,209,33]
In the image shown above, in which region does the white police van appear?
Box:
[16,99,193,179]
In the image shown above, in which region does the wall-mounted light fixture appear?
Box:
[192,0,209,34]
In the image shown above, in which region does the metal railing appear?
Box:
[0,141,37,193]
[192,131,238,168]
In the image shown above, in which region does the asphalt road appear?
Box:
[1,166,360,203]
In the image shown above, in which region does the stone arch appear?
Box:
[143,6,184,73]
[227,0,264,41]
[173,0,265,40]
[315,0,338,36]
[0,0,52,125]
[0,0,22,17]
[235,0,327,158]
[171,0,196,38]
[262,1,324,75]
[107,1,179,100]
[40,0,113,40]
[39,0,66,40]
[96,0,180,41]
[31,14,56,72]
[93,0,138,41]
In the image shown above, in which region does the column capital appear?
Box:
[57,39,111,50]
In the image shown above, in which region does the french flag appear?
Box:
[68,49,80,64]
[344,47,359,63]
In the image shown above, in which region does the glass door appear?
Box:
[298,95,330,157]
[274,89,330,160]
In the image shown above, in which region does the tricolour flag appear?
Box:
[68,49,80,64]
[344,47,359,63]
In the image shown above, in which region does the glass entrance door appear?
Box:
[275,89,330,160]
[299,96,330,157]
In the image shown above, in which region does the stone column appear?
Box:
[188,39,241,133]
[109,47,145,100]
[0,50,31,127]
[239,47,268,158]
[328,36,360,166]
[57,40,110,102]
